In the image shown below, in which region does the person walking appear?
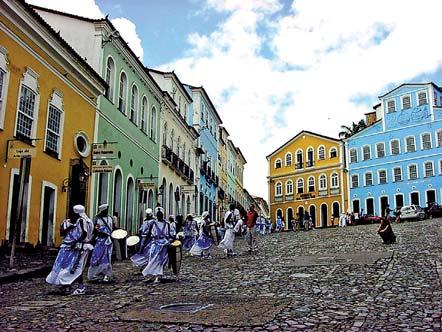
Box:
[219,204,238,257]
[246,205,258,253]
[130,208,155,267]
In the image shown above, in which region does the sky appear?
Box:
[27,0,442,200]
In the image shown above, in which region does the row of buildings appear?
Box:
[267,83,442,228]
[0,0,262,248]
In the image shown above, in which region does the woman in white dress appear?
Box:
[218,205,238,257]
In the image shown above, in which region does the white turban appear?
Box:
[73,204,85,214]
[234,209,240,217]
[145,208,153,215]
[98,203,108,212]
[73,204,93,241]
[202,211,209,219]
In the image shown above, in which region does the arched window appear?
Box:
[275,182,282,196]
[319,174,327,190]
[177,136,181,156]
[162,122,168,146]
[141,96,147,132]
[182,143,186,161]
[168,183,174,217]
[286,180,293,194]
[275,158,282,169]
[126,177,135,232]
[296,149,303,169]
[318,146,325,160]
[113,169,122,218]
[130,84,138,124]
[330,172,339,188]
[105,57,115,102]
[170,129,175,151]
[306,147,314,167]
[150,106,157,141]
[330,147,338,158]
[285,153,292,166]
[308,176,315,192]
[147,189,154,208]
[297,178,304,194]
[118,72,127,113]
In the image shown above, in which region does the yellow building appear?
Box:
[0,1,106,247]
[267,131,348,228]
[217,126,229,220]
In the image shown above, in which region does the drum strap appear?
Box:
[99,216,112,235]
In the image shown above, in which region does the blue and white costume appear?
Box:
[182,216,199,251]
[131,210,155,267]
[46,207,94,286]
[88,204,113,281]
[190,212,213,258]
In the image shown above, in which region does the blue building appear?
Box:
[346,83,442,216]
[185,85,222,221]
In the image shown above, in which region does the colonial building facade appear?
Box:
[267,131,348,228]
[0,0,106,246]
[346,83,442,216]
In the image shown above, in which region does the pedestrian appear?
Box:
[182,214,199,252]
[190,211,214,259]
[88,203,113,282]
[377,217,396,244]
[275,216,283,232]
[339,213,347,227]
[141,207,175,282]
[219,204,238,257]
[46,205,94,295]
[246,205,258,253]
[303,212,310,230]
[385,204,392,221]
[130,208,155,267]
[394,207,401,223]
[175,215,184,234]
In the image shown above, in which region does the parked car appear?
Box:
[358,214,382,224]
[400,205,426,221]
[426,204,442,219]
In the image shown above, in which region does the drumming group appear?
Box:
[45,202,261,295]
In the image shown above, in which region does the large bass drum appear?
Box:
[209,223,219,245]
[168,240,182,275]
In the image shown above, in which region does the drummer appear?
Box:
[141,207,176,282]
[88,203,113,282]
[190,211,214,259]
[130,208,154,268]
[182,214,199,252]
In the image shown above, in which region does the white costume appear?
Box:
[218,209,238,255]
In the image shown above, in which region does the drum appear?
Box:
[126,235,140,246]
[111,229,127,240]
[210,224,219,245]
[168,240,182,275]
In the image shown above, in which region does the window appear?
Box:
[401,95,411,109]
[141,97,147,132]
[421,133,432,150]
[285,153,292,166]
[162,122,167,146]
[375,142,385,158]
[393,167,402,182]
[0,68,7,123]
[275,182,282,196]
[105,57,115,101]
[150,106,157,141]
[275,159,282,169]
[330,173,338,188]
[286,180,293,195]
[308,176,315,192]
[45,92,63,156]
[297,178,304,194]
[362,145,371,161]
[364,172,373,186]
[408,164,418,180]
[130,84,138,124]
[118,72,127,113]
[16,85,37,139]
[329,147,337,158]
[424,162,434,177]
[351,175,359,188]
[350,149,358,163]
[406,136,416,152]
[318,146,325,160]
[387,99,396,113]
[390,140,400,155]
[437,130,442,147]
[418,91,428,105]
[0,48,9,128]
[319,174,327,190]
[170,129,175,151]
[296,150,303,168]
[439,160,442,175]
[378,170,387,184]
[306,147,314,167]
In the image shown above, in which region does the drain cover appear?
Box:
[160,303,213,313]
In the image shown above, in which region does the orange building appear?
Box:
[0,1,106,247]
[267,131,348,228]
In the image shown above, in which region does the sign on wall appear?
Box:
[8,147,36,159]
[91,164,113,173]
[92,142,116,159]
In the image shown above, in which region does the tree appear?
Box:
[338,119,367,138]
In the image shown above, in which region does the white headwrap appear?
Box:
[73,204,93,242]
[145,208,153,215]
[98,203,108,212]
[202,211,209,219]
[234,209,240,217]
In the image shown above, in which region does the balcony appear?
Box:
[161,145,172,164]
[295,162,303,170]
[306,160,314,168]
[318,189,328,197]
[330,188,340,195]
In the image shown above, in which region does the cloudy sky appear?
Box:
[28,0,442,199]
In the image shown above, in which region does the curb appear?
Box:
[0,265,52,284]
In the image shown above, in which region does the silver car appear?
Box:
[400,205,426,221]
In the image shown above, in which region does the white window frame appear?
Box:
[417,90,428,106]
[274,158,282,169]
[349,148,358,163]
[319,174,327,190]
[421,132,432,150]
[141,96,148,133]
[0,46,10,129]
[364,172,373,186]
[386,99,396,113]
[401,94,411,109]
[362,145,371,161]
[330,172,339,188]
[407,164,418,180]
[14,67,40,142]
[378,169,387,184]
[285,180,293,195]
[130,83,138,124]
[329,147,338,158]
[318,145,326,160]
[118,71,127,114]
[44,90,64,158]
[376,142,385,158]
[285,152,292,167]
[297,178,304,194]
[351,174,359,188]
[150,106,157,142]
[423,161,434,177]
[308,176,315,192]
[390,139,400,155]
[436,130,442,148]
[405,135,416,153]
[275,182,282,197]
[104,55,115,103]
[393,167,402,182]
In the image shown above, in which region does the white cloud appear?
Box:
[161,0,442,200]
[26,0,144,62]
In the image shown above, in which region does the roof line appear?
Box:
[379,82,442,98]
[29,3,105,23]
[184,84,223,124]
[147,67,193,101]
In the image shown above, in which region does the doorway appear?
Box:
[309,205,316,225]
[352,200,360,215]
[126,178,134,233]
[380,196,389,217]
[321,204,328,228]
[41,186,55,247]
[395,194,404,209]
[426,190,436,207]
[68,159,89,215]
[410,192,420,206]
[8,174,30,243]
[366,198,374,215]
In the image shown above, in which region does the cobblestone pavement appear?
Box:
[1,219,441,331]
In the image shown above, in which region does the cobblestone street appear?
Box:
[1,219,441,331]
